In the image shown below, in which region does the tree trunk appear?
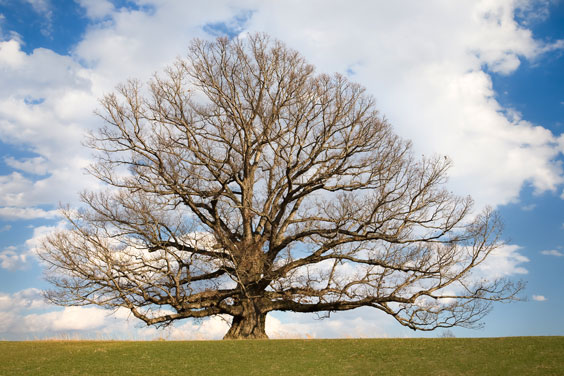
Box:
[223,301,268,339]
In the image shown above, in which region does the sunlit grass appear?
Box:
[1,337,563,375]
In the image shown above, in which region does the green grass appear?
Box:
[1,337,563,375]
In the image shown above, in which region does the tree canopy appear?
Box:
[40,34,521,339]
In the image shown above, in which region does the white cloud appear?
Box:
[267,311,394,339]
[514,0,553,26]
[0,39,99,214]
[0,288,131,337]
[0,173,37,207]
[532,294,547,301]
[23,0,53,37]
[0,287,400,340]
[0,301,129,337]
[244,0,564,207]
[0,221,64,270]
[541,249,564,257]
[25,221,66,255]
[0,286,230,339]
[75,0,114,19]
[33,306,110,331]
[521,204,536,211]
[0,246,28,270]
[153,315,231,340]
[0,207,59,220]
[1,0,562,213]
[0,34,105,217]
[0,40,26,67]
[0,288,48,312]
[477,244,529,278]
[24,0,51,16]
[5,156,49,175]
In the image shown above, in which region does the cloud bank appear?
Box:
[0,0,562,219]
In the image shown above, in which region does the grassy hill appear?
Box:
[1,337,563,375]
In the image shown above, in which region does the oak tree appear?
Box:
[40,34,521,339]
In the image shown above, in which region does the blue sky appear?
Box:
[0,0,563,340]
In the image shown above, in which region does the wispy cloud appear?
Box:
[23,0,51,16]
[514,0,553,26]
[20,0,53,37]
[541,249,564,257]
[0,207,59,220]
[532,295,547,302]
[521,204,536,211]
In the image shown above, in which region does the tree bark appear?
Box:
[223,301,268,339]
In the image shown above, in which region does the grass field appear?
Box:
[1,337,563,375]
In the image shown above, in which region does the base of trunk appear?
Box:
[223,312,268,339]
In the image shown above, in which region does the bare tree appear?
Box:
[40,34,522,339]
